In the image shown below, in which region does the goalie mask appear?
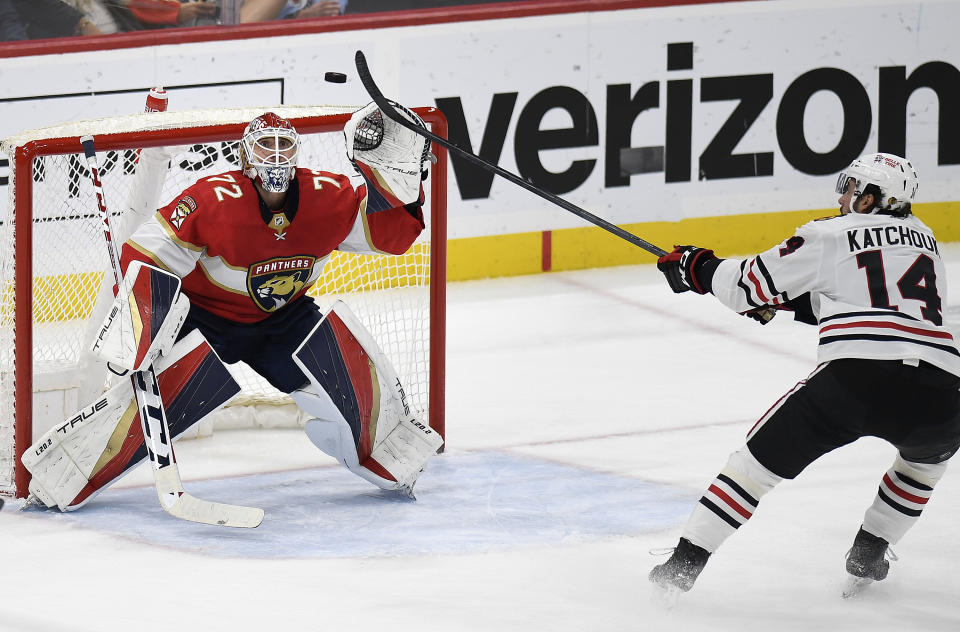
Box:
[241,112,300,193]
[834,152,919,215]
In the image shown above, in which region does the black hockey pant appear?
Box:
[745,359,960,479]
[177,295,322,394]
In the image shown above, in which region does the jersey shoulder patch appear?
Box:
[168,194,199,230]
[163,171,250,232]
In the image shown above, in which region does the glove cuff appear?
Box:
[692,255,722,294]
[686,249,719,294]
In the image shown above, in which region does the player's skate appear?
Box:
[842,527,896,598]
[649,538,711,605]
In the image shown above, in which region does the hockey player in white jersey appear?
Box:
[651,153,960,599]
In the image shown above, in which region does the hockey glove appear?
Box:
[743,307,777,325]
[343,101,431,212]
[657,245,717,294]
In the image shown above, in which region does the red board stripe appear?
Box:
[542,231,552,272]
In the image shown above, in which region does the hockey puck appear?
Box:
[324,72,347,84]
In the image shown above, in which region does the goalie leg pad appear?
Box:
[291,300,442,493]
[292,388,441,494]
[91,260,189,372]
[23,377,136,510]
[24,330,240,511]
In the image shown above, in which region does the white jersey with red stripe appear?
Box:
[710,211,960,377]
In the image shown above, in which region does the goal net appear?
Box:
[0,105,447,498]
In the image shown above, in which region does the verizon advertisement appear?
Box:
[0,0,957,238]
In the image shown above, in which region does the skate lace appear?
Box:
[649,546,675,557]
[844,545,899,563]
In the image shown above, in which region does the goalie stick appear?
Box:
[79,135,264,528]
[354,51,776,323]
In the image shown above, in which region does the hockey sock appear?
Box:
[682,447,783,552]
[861,455,947,544]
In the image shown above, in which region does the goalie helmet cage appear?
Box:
[0,105,447,498]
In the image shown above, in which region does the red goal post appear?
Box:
[0,105,447,499]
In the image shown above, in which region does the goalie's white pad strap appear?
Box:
[370,417,443,488]
[343,101,428,209]
[291,300,442,491]
[91,260,189,372]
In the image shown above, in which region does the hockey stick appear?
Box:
[353,50,667,256]
[80,136,264,528]
[354,51,776,322]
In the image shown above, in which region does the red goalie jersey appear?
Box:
[121,167,424,323]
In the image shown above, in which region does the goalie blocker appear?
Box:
[91,261,190,373]
[290,301,443,498]
[22,331,240,511]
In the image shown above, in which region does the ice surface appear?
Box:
[2,251,960,631]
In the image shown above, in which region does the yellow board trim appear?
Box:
[6,243,433,325]
[9,202,960,323]
[447,231,543,280]
[448,201,960,280]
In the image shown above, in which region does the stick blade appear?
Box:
[167,493,265,528]
[155,464,264,528]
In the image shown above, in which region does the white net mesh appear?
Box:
[0,105,442,496]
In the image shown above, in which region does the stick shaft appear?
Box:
[79,135,263,527]
[80,135,175,471]
[80,137,125,282]
[353,51,666,257]
[353,53,778,324]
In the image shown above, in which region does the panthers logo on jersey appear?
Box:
[247,255,315,312]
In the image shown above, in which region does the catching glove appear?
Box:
[343,101,431,212]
